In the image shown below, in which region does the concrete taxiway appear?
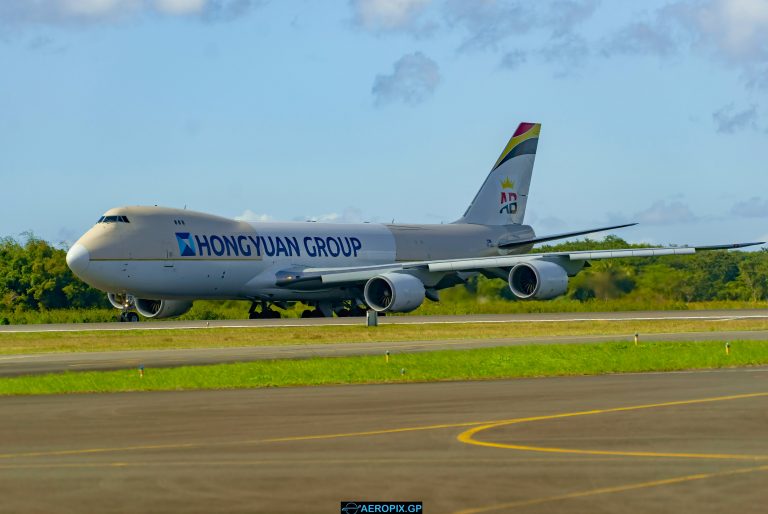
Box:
[1,309,767,333]
[2,329,768,377]
[0,368,766,513]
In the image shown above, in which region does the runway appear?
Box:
[3,329,768,377]
[0,368,766,513]
[2,309,768,333]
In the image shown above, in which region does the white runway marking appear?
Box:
[2,312,768,334]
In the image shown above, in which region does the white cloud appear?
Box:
[303,208,365,224]
[0,0,255,26]
[731,197,768,217]
[635,200,699,225]
[443,0,533,52]
[674,0,768,63]
[500,49,526,70]
[154,0,206,15]
[62,0,137,16]
[712,103,758,133]
[547,0,600,38]
[372,52,440,105]
[601,20,678,57]
[235,210,272,222]
[538,33,589,76]
[604,0,768,88]
[351,0,432,31]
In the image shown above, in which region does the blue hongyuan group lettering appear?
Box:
[177,233,363,258]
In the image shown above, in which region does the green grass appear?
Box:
[1,340,766,395]
[2,318,768,354]
[2,299,768,325]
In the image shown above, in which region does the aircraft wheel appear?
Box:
[336,309,351,317]
[300,310,312,319]
[126,312,140,322]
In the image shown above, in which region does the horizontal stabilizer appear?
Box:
[498,223,638,250]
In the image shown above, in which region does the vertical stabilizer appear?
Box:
[457,122,540,225]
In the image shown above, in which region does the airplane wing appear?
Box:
[275,242,764,289]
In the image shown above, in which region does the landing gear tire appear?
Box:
[119,312,140,322]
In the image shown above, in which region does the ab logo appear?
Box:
[499,176,518,215]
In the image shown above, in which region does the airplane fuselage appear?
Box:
[68,206,535,302]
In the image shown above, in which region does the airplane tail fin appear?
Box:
[456,122,540,225]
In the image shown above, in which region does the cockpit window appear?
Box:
[98,215,130,224]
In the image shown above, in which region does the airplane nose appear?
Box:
[66,243,90,277]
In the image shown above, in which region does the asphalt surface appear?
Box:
[1,368,766,513]
[2,309,767,333]
[2,329,768,377]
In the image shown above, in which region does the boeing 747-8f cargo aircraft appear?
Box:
[66,123,761,320]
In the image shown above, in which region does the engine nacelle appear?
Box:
[107,293,134,310]
[364,273,425,313]
[135,299,194,319]
[508,261,569,300]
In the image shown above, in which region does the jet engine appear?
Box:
[364,273,425,313]
[135,299,194,319]
[508,261,568,300]
[107,292,134,310]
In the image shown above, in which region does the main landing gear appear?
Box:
[249,302,281,319]
[300,301,369,318]
[248,300,372,319]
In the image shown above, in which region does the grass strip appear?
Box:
[1,340,767,395]
[1,318,768,355]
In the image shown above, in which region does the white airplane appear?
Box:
[66,123,761,321]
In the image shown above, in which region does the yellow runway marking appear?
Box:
[0,442,204,460]
[261,421,484,443]
[451,464,768,514]
[457,391,768,460]
[0,457,632,471]
[1,392,765,461]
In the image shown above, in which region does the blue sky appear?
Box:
[1,0,766,248]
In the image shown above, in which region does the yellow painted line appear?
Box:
[262,421,485,442]
[2,392,766,461]
[451,464,768,514]
[0,457,630,471]
[457,392,768,460]
[0,442,204,460]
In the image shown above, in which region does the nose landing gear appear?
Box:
[119,311,140,322]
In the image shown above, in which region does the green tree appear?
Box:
[0,236,107,312]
